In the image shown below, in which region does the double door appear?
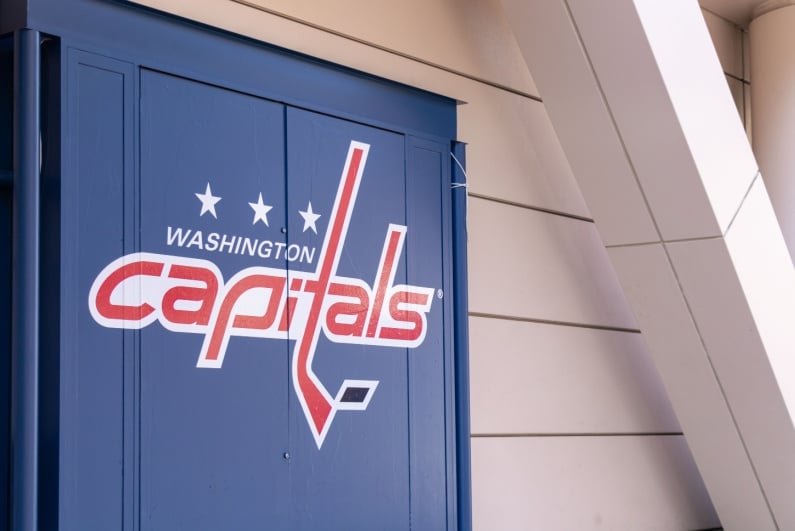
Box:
[67,63,453,530]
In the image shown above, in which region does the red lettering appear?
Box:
[204,274,286,362]
[162,264,219,325]
[325,282,370,337]
[95,260,164,322]
[277,296,299,332]
[366,228,403,338]
[378,290,429,342]
[278,278,304,332]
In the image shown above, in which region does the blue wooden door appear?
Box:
[284,108,412,529]
[76,64,453,530]
[138,70,291,529]
[283,108,451,530]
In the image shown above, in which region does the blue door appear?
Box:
[284,107,412,529]
[138,70,291,529]
[73,66,453,529]
[63,31,456,531]
[283,108,452,530]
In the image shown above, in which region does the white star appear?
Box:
[249,193,273,226]
[195,183,221,218]
[299,202,322,234]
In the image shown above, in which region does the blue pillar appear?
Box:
[11,28,40,531]
[451,142,472,531]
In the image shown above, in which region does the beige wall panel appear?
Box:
[471,435,719,530]
[744,79,752,141]
[566,0,756,240]
[667,232,795,530]
[128,0,536,96]
[722,177,795,529]
[702,8,743,78]
[127,0,469,100]
[237,0,536,95]
[499,0,659,247]
[726,75,745,120]
[607,242,775,529]
[468,197,637,329]
[460,87,589,216]
[726,179,795,408]
[469,316,679,435]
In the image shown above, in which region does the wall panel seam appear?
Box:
[606,235,729,249]
[725,72,750,85]
[229,0,543,103]
[468,312,641,334]
[468,192,594,222]
[560,0,665,245]
[660,233,777,526]
[723,171,760,237]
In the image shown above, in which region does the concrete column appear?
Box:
[750,0,795,263]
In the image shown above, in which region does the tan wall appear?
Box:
[128,0,720,528]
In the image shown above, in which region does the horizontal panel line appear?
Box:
[467,192,594,223]
[725,71,750,85]
[469,311,641,334]
[605,240,661,249]
[231,0,543,103]
[605,234,727,249]
[471,432,684,438]
[662,235,724,245]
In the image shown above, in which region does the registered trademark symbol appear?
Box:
[436,289,443,299]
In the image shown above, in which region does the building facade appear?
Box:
[3,0,795,529]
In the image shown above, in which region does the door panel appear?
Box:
[62,51,134,531]
[406,138,452,530]
[139,70,290,529]
[77,66,453,530]
[285,108,411,530]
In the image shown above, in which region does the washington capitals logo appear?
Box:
[88,141,435,448]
